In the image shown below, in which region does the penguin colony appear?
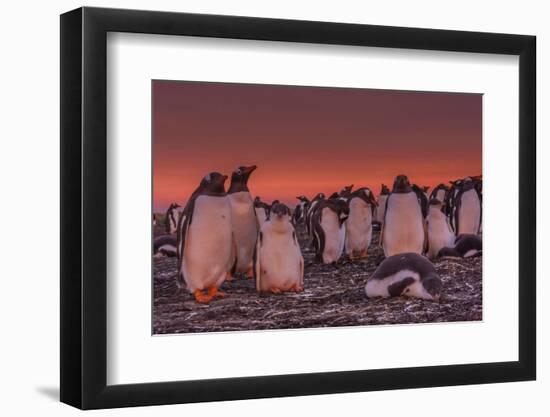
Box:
[155,167,482,304]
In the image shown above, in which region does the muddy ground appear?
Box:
[153,225,482,334]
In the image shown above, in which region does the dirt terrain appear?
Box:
[153,225,482,334]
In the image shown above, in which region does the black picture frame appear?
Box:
[60,6,536,410]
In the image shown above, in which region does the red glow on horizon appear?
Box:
[153,81,481,212]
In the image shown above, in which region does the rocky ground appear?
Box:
[153,225,482,334]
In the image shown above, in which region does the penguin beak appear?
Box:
[245,165,257,174]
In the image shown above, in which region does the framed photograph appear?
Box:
[60,6,536,410]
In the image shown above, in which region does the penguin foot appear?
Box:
[270,287,282,294]
[224,272,235,281]
[245,266,254,279]
[207,287,226,299]
[193,290,213,304]
[290,284,304,293]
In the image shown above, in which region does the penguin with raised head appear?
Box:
[305,193,326,238]
[312,199,349,264]
[345,187,377,260]
[255,203,304,294]
[426,198,455,260]
[438,234,482,258]
[228,165,258,278]
[153,235,177,258]
[338,184,354,199]
[254,196,271,229]
[453,178,482,235]
[374,184,390,225]
[176,172,233,303]
[381,175,426,257]
[430,183,449,204]
[292,195,310,226]
[165,203,184,234]
[365,252,442,301]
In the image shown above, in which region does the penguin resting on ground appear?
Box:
[228,165,258,278]
[153,235,177,258]
[345,187,377,260]
[255,203,304,294]
[176,172,234,303]
[365,252,442,301]
[438,234,482,258]
[381,175,426,257]
[312,199,349,264]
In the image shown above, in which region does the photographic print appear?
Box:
[152,80,482,334]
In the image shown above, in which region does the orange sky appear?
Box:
[153,81,481,211]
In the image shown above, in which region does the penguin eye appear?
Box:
[236,169,242,176]
[204,173,212,182]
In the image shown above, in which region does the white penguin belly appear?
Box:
[321,208,346,263]
[458,189,481,235]
[383,193,424,257]
[365,270,420,297]
[257,222,303,292]
[229,192,258,273]
[182,196,233,292]
[345,199,372,257]
[427,209,454,259]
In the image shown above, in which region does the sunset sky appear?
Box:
[153,80,481,212]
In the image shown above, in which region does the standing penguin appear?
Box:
[165,203,183,234]
[426,198,455,260]
[345,187,377,260]
[255,203,304,294]
[312,199,349,264]
[228,165,258,278]
[374,184,390,225]
[292,195,310,225]
[305,193,326,238]
[176,172,233,303]
[365,252,442,301]
[381,175,426,257]
[453,178,482,235]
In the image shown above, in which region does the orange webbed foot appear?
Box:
[193,290,213,304]
[291,284,304,293]
[245,266,254,279]
[270,287,282,294]
[207,287,227,299]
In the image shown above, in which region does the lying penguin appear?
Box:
[255,203,304,294]
[438,234,482,258]
[153,235,177,258]
[365,252,442,301]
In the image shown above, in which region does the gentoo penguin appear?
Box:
[165,203,183,234]
[381,175,426,257]
[305,193,326,238]
[426,198,455,260]
[255,203,304,294]
[338,184,354,199]
[253,196,271,229]
[438,234,482,258]
[292,195,310,225]
[412,184,429,218]
[153,235,177,258]
[365,252,442,301]
[153,214,157,227]
[374,184,390,225]
[453,178,482,235]
[228,165,258,278]
[430,183,449,205]
[176,172,233,303]
[345,187,377,260]
[312,199,349,264]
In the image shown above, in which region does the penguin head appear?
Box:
[200,172,228,193]
[422,274,442,301]
[392,174,411,193]
[270,203,290,220]
[230,165,257,186]
[380,184,390,195]
[296,195,309,203]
